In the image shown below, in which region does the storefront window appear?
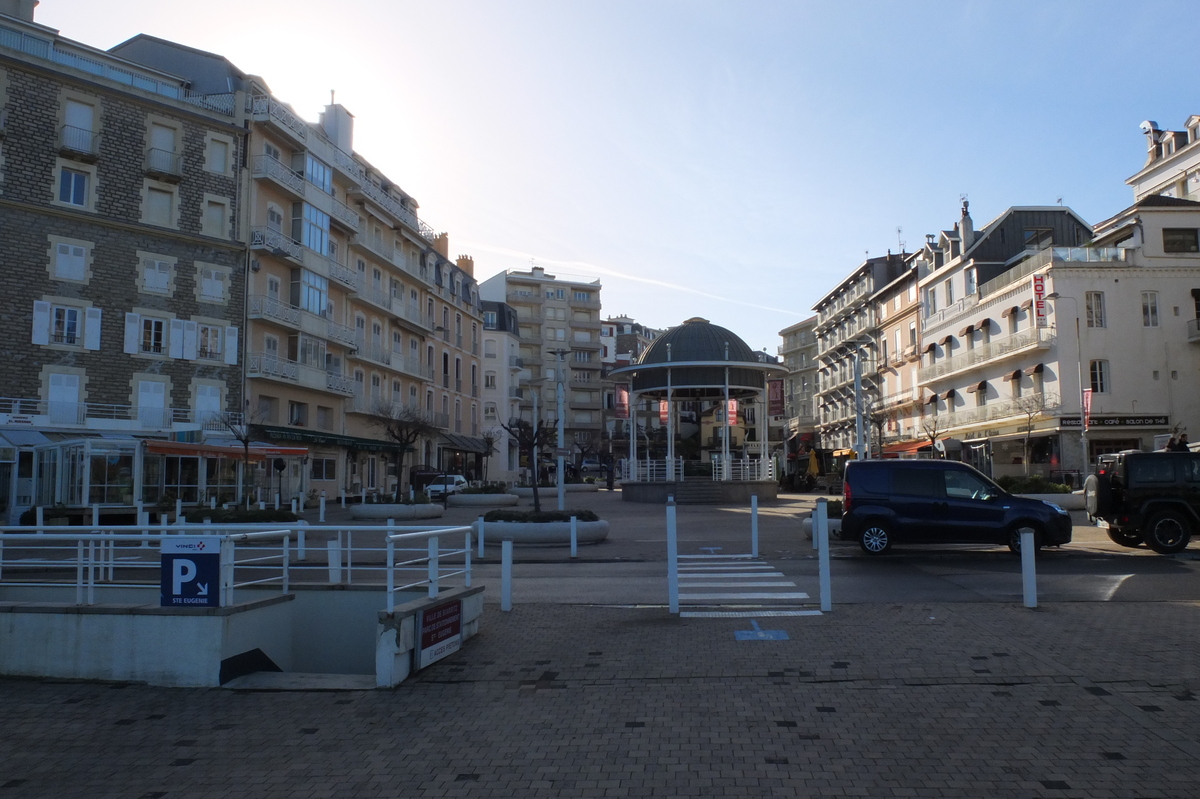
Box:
[89,452,134,504]
[205,457,240,505]
[163,456,200,504]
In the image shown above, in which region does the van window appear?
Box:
[892,468,942,497]
[1130,459,1176,483]
[854,467,889,495]
[944,470,990,499]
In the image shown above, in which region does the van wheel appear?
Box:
[859,521,892,555]
[1105,529,1144,548]
[1144,510,1192,554]
[1008,525,1043,555]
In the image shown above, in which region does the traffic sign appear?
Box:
[161,537,221,608]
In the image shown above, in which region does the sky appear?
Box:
[32,0,1200,353]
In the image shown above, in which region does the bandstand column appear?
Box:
[629,390,638,480]
[758,388,767,479]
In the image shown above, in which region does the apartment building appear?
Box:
[0,5,250,522]
[114,37,486,498]
[1126,117,1200,202]
[777,317,819,463]
[607,314,661,360]
[871,256,924,454]
[812,252,908,453]
[480,267,604,452]
[480,300,522,483]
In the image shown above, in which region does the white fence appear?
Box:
[619,458,684,482]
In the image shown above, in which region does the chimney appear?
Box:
[319,103,354,154]
[531,266,546,279]
[432,232,449,258]
[456,254,474,277]
[0,0,37,21]
[960,199,973,249]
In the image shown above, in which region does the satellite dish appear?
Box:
[933,439,946,453]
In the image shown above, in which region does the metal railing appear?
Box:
[918,327,1055,383]
[0,397,240,431]
[620,458,684,482]
[710,458,775,482]
[250,226,303,261]
[251,154,305,195]
[250,94,308,141]
[60,124,98,156]
[145,148,180,176]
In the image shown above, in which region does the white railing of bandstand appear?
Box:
[618,458,684,482]
[0,521,473,609]
[710,458,776,482]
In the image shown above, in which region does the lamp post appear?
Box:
[1046,292,1089,481]
[551,348,568,511]
[846,338,872,461]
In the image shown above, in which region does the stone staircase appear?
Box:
[671,480,725,504]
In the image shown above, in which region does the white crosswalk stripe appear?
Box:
[676,555,809,608]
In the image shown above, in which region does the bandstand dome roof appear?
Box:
[617,317,784,399]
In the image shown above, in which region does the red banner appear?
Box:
[659,400,669,424]
[726,399,738,424]
[1082,388,1093,431]
[768,379,784,416]
[614,383,629,419]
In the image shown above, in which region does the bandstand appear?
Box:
[609,317,788,503]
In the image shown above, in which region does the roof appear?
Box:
[639,318,757,365]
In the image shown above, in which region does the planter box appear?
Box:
[350,504,445,520]
[511,484,600,497]
[472,519,609,545]
[447,494,520,508]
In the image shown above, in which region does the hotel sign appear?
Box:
[1032,275,1048,328]
[1061,415,1168,428]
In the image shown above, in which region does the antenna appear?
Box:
[1057,197,1063,206]
[896,226,905,253]
[331,89,336,104]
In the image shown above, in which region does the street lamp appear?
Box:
[550,348,568,511]
[1046,292,1089,481]
[845,337,873,461]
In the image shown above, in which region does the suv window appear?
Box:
[1130,459,1176,483]
[944,470,992,499]
[892,468,942,497]
[1185,458,1200,483]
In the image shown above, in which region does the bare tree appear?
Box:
[501,417,556,513]
[921,413,944,459]
[863,396,898,459]
[213,411,261,509]
[1012,393,1048,478]
[479,428,501,482]
[371,403,440,501]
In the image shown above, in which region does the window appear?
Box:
[1085,291,1106,328]
[197,325,222,360]
[484,372,497,389]
[264,142,281,161]
[311,458,336,480]
[1142,292,1159,327]
[483,311,497,328]
[1089,359,1109,393]
[484,402,498,420]
[202,200,228,238]
[144,187,174,227]
[1163,228,1200,253]
[925,287,937,316]
[142,258,170,293]
[573,350,592,362]
[943,279,954,306]
[305,155,332,194]
[267,206,284,232]
[141,317,166,354]
[965,267,977,295]
[316,406,333,430]
[199,267,228,302]
[574,291,591,301]
[59,168,87,206]
[52,305,80,345]
[288,401,308,426]
[1024,228,1053,249]
[294,203,330,255]
[54,242,86,281]
[206,138,229,174]
[556,288,565,299]
[295,270,329,316]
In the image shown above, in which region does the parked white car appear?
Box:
[425,474,468,498]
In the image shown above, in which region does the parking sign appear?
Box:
[160,537,221,608]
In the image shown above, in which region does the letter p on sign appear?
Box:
[172,558,197,594]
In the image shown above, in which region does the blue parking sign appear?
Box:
[160,537,221,608]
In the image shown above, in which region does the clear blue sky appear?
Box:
[34,0,1200,352]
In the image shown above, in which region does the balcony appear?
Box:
[0,397,240,433]
[59,125,99,161]
[509,356,523,369]
[351,180,436,242]
[246,352,356,396]
[393,355,426,381]
[878,387,921,407]
[329,197,361,233]
[571,317,602,330]
[506,290,539,305]
[248,294,301,329]
[1189,318,1200,343]
[354,231,395,263]
[250,94,308,144]
[251,154,305,198]
[431,411,450,430]
[571,340,603,351]
[509,386,524,399]
[918,327,1055,384]
[144,148,181,181]
[938,392,1062,431]
[568,296,602,310]
[357,281,393,312]
[352,337,391,367]
[250,226,302,262]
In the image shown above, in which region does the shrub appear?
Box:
[182,508,299,524]
[19,505,70,525]
[824,500,844,518]
[483,509,601,523]
[995,475,1072,494]
[461,482,509,495]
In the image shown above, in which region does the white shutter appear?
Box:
[84,307,102,351]
[182,320,198,360]
[123,312,140,354]
[169,319,186,359]
[224,326,239,365]
[32,301,51,345]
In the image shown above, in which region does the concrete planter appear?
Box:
[511,484,600,497]
[472,519,609,545]
[350,504,444,520]
[447,493,520,507]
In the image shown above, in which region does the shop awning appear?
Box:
[145,440,309,459]
[882,440,929,455]
[832,448,855,457]
[255,424,400,453]
[440,433,491,454]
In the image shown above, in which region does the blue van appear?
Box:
[841,460,1072,555]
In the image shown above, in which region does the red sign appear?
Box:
[1032,274,1048,328]
[768,379,784,416]
[659,400,669,424]
[417,599,463,669]
[1082,388,1093,431]
[726,399,738,424]
[614,383,630,420]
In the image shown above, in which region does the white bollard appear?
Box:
[319,492,326,523]
[1021,529,1037,608]
[501,539,513,612]
[296,520,307,562]
[570,516,578,558]
[290,498,297,515]
[209,496,216,510]
[274,493,280,511]
[258,501,265,510]
[666,497,679,614]
[340,488,346,508]
[35,506,44,535]
[815,498,831,612]
[477,516,485,557]
[327,539,342,584]
[751,494,759,558]
[175,498,182,520]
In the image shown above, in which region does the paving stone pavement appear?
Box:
[2,601,1200,798]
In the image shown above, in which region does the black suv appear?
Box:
[841,460,1073,555]
[1085,451,1200,554]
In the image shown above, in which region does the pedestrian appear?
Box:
[1163,436,1176,452]
[1172,434,1190,452]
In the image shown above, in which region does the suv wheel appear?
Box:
[1007,525,1043,555]
[1105,529,1144,548]
[1143,510,1193,555]
[859,521,892,555]
[1083,473,1111,517]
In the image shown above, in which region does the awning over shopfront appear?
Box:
[145,440,308,459]
[254,425,400,453]
[440,433,490,454]
[882,440,929,455]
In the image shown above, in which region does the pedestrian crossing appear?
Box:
[676,554,816,617]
